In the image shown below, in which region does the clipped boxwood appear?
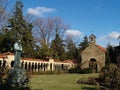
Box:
[68,67,81,73]
[79,68,93,74]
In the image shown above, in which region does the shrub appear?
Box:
[68,67,93,74]
[101,65,110,71]
[79,68,93,74]
[0,67,8,85]
[96,64,120,89]
[68,67,77,73]
[68,67,81,73]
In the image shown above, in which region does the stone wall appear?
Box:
[81,44,105,72]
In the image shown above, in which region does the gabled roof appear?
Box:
[1,51,14,55]
[95,44,106,53]
[0,52,14,59]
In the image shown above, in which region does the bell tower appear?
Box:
[89,34,96,44]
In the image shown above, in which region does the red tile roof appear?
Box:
[63,60,73,63]
[21,58,48,62]
[0,55,6,58]
[55,59,73,63]
[1,51,14,55]
[95,44,106,53]
[0,52,14,59]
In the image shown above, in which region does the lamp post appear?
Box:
[6,0,28,87]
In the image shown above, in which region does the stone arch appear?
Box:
[32,62,34,71]
[46,63,48,69]
[50,63,52,71]
[21,61,24,69]
[61,64,64,70]
[25,62,28,70]
[35,63,37,71]
[0,60,2,67]
[3,60,6,68]
[38,63,40,71]
[42,63,45,72]
[89,58,97,72]
[54,64,57,70]
[11,61,14,67]
[41,63,43,71]
[55,64,60,71]
[28,62,31,71]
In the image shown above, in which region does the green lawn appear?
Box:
[28,73,100,90]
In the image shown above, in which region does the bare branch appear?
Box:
[0,0,9,28]
[33,16,69,46]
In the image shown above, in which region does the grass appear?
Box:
[28,73,100,90]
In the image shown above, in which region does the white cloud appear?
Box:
[65,30,82,38]
[27,6,55,16]
[107,31,120,40]
[98,31,120,46]
[99,31,120,41]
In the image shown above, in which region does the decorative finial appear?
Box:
[16,0,23,9]
[91,30,94,34]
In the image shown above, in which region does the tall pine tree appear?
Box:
[79,35,89,51]
[106,44,116,64]
[1,0,35,57]
[51,33,65,60]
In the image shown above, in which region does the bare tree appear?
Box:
[34,17,53,46]
[0,0,9,28]
[33,17,69,46]
[53,17,69,38]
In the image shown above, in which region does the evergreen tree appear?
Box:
[1,0,35,57]
[73,35,89,65]
[51,33,65,60]
[66,39,76,59]
[0,32,13,52]
[106,44,116,64]
[39,41,51,59]
[79,35,89,51]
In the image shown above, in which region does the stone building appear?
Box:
[81,34,106,72]
[0,52,74,72]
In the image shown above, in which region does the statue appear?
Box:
[5,0,28,88]
[6,40,28,87]
[14,40,22,68]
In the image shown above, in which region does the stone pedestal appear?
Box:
[7,67,28,87]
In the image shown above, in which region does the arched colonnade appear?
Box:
[0,57,74,72]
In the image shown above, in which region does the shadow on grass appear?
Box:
[82,86,105,90]
[0,85,31,90]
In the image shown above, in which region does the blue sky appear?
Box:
[11,0,120,47]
